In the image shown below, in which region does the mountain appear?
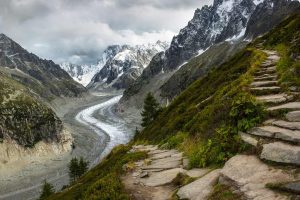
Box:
[120,0,300,109]
[60,63,101,87]
[0,34,86,100]
[88,41,169,90]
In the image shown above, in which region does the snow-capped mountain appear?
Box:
[60,63,101,87]
[88,41,169,90]
[121,0,300,108]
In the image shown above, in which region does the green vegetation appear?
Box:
[39,180,55,200]
[135,13,300,168]
[141,92,160,127]
[48,145,147,200]
[135,48,266,168]
[68,157,89,183]
[208,184,242,200]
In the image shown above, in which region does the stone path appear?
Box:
[233,50,300,198]
[122,145,217,200]
[122,50,300,200]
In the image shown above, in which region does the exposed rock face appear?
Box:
[244,0,300,39]
[0,34,86,99]
[88,41,168,90]
[0,73,63,147]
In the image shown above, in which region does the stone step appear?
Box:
[239,131,258,147]
[248,126,300,143]
[177,169,220,200]
[269,120,300,131]
[220,155,294,199]
[254,75,277,81]
[250,81,278,87]
[260,142,300,165]
[256,93,290,104]
[286,111,300,122]
[257,67,276,73]
[267,102,300,111]
[250,86,281,95]
[255,70,277,76]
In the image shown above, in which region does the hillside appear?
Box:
[48,10,300,200]
[120,0,300,110]
[0,34,86,100]
[0,72,63,147]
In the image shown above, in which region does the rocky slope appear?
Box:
[88,41,168,90]
[120,0,300,109]
[0,72,64,147]
[0,34,86,100]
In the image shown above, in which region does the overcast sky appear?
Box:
[0,0,212,64]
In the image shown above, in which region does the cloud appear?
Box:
[0,0,213,64]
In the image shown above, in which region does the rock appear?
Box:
[141,168,186,187]
[149,150,180,160]
[286,111,300,122]
[250,81,277,87]
[148,149,170,155]
[256,94,289,104]
[250,86,281,95]
[239,131,258,146]
[220,155,293,200]
[248,126,300,143]
[186,168,211,178]
[260,142,300,165]
[177,169,220,200]
[142,157,181,170]
[280,181,300,194]
[140,171,149,178]
[254,75,277,81]
[268,102,300,111]
[271,120,300,131]
[183,158,189,169]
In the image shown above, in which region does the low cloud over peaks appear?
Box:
[0,0,212,64]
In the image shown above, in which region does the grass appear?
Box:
[208,184,242,200]
[48,145,147,200]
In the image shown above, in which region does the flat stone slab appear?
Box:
[140,168,186,187]
[149,150,180,160]
[268,102,300,111]
[186,168,211,178]
[256,94,289,104]
[142,158,182,170]
[239,131,258,146]
[250,86,281,95]
[220,155,293,200]
[271,120,300,131]
[248,125,300,143]
[260,142,300,165]
[286,111,300,122]
[177,169,220,200]
[251,81,277,87]
[132,145,158,152]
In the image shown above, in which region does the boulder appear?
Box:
[260,142,300,165]
[177,169,220,200]
[220,155,293,200]
[140,168,186,187]
[286,111,300,122]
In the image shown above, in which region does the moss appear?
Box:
[208,184,242,200]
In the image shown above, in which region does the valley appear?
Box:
[0,92,136,200]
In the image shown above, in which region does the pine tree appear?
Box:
[39,180,55,200]
[141,92,160,127]
[68,157,79,183]
[78,157,89,176]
